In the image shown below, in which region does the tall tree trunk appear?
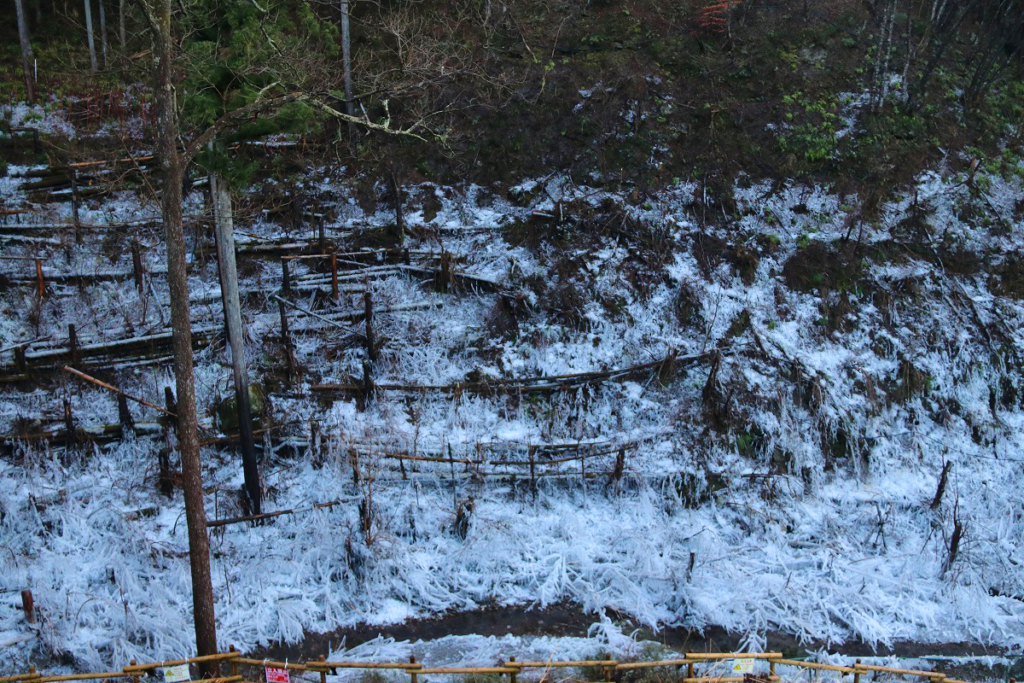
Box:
[119,0,126,66]
[340,0,354,116]
[14,0,36,103]
[210,170,262,516]
[99,0,108,69]
[84,0,98,72]
[151,0,218,669]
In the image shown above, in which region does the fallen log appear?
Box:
[2,267,167,285]
[397,264,509,294]
[61,366,175,416]
[310,349,718,397]
[206,498,353,528]
[272,295,363,337]
[0,326,220,380]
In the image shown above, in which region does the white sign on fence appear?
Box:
[731,659,754,674]
[163,665,191,683]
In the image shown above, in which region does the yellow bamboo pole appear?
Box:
[507,661,620,668]
[124,653,240,672]
[310,663,423,670]
[774,661,858,674]
[38,673,131,682]
[853,665,944,678]
[415,668,518,675]
[686,654,782,660]
[616,661,690,671]
[232,660,308,672]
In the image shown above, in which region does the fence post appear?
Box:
[63,398,76,450]
[68,323,79,367]
[360,359,373,410]
[364,290,376,361]
[609,447,625,487]
[35,258,44,299]
[853,660,861,683]
[436,250,451,293]
[508,657,516,683]
[70,169,81,242]
[604,653,612,683]
[686,658,694,682]
[658,348,677,384]
[278,299,294,385]
[282,259,291,294]
[20,589,34,623]
[529,446,537,499]
[118,393,135,436]
[131,240,145,291]
[318,656,327,683]
[331,254,339,301]
[230,645,239,678]
[769,660,776,681]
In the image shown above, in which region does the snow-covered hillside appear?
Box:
[1,135,1023,673]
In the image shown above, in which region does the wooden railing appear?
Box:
[0,649,980,683]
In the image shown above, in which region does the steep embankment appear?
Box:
[0,128,1022,670]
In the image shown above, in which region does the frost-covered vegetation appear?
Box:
[2,0,1024,675]
[2,147,1024,670]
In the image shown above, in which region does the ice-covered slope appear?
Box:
[1,162,1023,672]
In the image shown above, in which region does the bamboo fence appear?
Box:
[0,650,985,683]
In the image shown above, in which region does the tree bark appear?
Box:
[151,0,218,668]
[340,0,354,116]
[119,0,126,64]
[99,0,108,69]
[211,170,262,516]
[14,0,36,103]
[84,0,98,72]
